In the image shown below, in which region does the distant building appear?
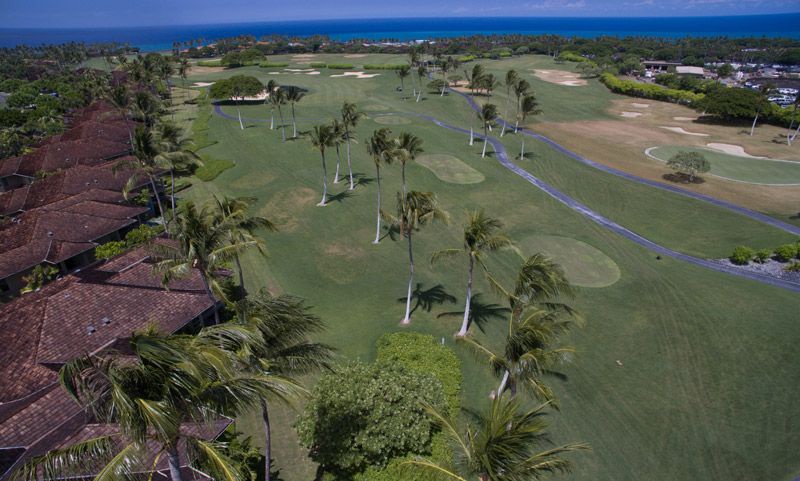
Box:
[675,66,706,77]
[642,60,682,72]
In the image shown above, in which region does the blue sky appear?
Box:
[2,0,800,28]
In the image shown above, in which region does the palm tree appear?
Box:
[118,125,167,222]
[513,79,531,133]
[309,124,335,206]
[384,191,448,324]
[478,103,498,158]
[409,397,587,481]
[341,102,362,190]
[266,79,278,130]
[270,87,287,142]
[416,65,426,102]
[431,211,512,337]
[107,83,133,143]
[211,196,276,300]
[286,86,305,138]
[132,90,160,127]
[517,95,542,160]
[156,121,203,223]
[750,83,775,136]
[396,131,423,194]
[480,73,499,98]
[15,329,296,481]
[153,201,259,324]
[467,64,486,97]
[331,119,346,184]
[439,58,450,96]
[501,70,519,137]
[397,65,411,99]
[367,128,394,244]
[178,56,190,91]
[227,292,335,481]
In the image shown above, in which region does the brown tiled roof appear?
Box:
[60,120,131,144]
[0,386,82,448]
[0,138,130,180]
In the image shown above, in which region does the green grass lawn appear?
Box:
[647,145,800,185]
[182,54,800,481]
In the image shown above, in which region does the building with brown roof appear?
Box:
[0,247,220,479]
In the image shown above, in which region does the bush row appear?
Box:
[309,62,355,69]
[729,242,800,265]
[363,64,406,70]
[95,224,164,260]
[600,73,705,105]
[556,51,591,63]
[258,61,289,68]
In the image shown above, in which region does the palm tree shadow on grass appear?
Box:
[380,223,402,242]
[327,190,355,203]
[437,293,510,333]
[397,283,457,316]
[350,172,374,187]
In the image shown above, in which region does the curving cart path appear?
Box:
[213,103,800,292]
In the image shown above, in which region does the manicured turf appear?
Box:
[181,54,800,481]
[518,234,621,288]
[415,154,485,184]
[647,145,800,185]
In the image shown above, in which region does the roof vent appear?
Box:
[47,231,54,237]
[87,325,96,335]
[101,317,111,326]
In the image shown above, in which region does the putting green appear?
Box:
[362,104,389,111]
[518,235,621,288]
[373,115,412,125]
[415,154,485,184]
[646,145,800,185]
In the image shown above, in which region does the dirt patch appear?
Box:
[343,54,368,58]
[631,103,651,108]
[316,243,367,284]
[230,172,275,190]
[189,65,225,74]
[260,187,316,232]
[660,126,709,137]
[706,143,767,159]
[532,69,587,86]
[673,116,696,121]
[620,111,642,118]
[192,81,215,87]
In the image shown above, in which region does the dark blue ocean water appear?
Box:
[1,15,799,51]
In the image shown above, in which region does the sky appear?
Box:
[2,0,800,28]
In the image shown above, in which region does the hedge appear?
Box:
[326,63,355,69]
[363,64,406,70]
[196,60,221,67]
[258,61,289,68]
[556,51,590,63]
[309,62,328,68]
[600,73,704,105]
[457,54,477,62]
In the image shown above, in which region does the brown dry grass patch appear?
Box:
[260,187,316,232]
[531,69,587,86]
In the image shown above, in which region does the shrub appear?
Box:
[730,246,754,265]
[784,262,800,272]
[774,244,799,262]
[309,62,328,68]
[666,151,710,182]
[556,51,590,63]
[457,54,477,62]
[194,154,235,181]
[124,223,162,247]
[753,248,772,263]
[600,73,704,105]
[95,241,126,260]
[295,362,447,476]
[363,64,406,70]
[325,63,355,69]
[258,61,289,68]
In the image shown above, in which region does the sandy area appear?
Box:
[190,65,225,74]
[631,103,651,108]
[343,54,368,58]
[231,89,268,101]
[192,81,215,87]
[532,69,587,86]
[330,71,380,79]
[620,111,642,118]
[706,143,767,159]
[285,68,315,72]
[306,71,321,75]
[660,126,709,137]
[673,116,696,121]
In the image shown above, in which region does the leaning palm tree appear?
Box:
[341,102,362,190]
[331,119,346,184]
[367,128,394,244]
[397,65,411,99]
[270,87,287,142]
[309,124,335,206]
[286,86,305,138]
[408,397,587,481]
[153,200,258,324]
[432,210,513,337]
[211,196,276,299]
[513,79,531,133]
[478,103,498,158]
[501,69,519,137]
[225,292,335,481]
[517,95,542,160]
[384,191,449,324]
[396,131,423,194]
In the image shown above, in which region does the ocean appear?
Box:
[1,14,799,51]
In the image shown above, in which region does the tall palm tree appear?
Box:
[480,73,499,98]
[286,86,305,138]
[153,200,259,324]
[517,95,542,160]
[178,57,190,91]
[416,65,426,102]
[211,196,276,300]
[396,131,423,194]
[431,211,512,337]
[270,87,287,142]
[331,119,346,184]
[384,191,448,324]
[513,79,531,133]
[367,128,394,244]
[309,124,335,206]
[132,90,160,127]
[397,65,411,99]
[750,83,774,136]
[266,79,278,130]
[226,292,335,481]
[156,121,203,223]
[467,64,486,97]
[478,103,498,158]
[501,69,519,137]
[107,83,133,143]
[341,102,362,190]
[118,125,167,222]
[439,58,451,96]
[409,397,587,481]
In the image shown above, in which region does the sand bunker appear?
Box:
[285,68,315,72]
[532,69,587,86]
[330,71,380,79]
[659,126,709,137]
[231,89,269,101]
[631,103,651,108]
[620,111,642,118]
[706,143,767,159]
[306,71,321,75]
[192,82,215,87]
[673,116,696,121]
[343,54,368,58]
[267,71,282,74]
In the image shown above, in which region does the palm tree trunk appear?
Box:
[149,175,166,223]
[200,273,220,324]
[482,127,488,158]
[318,151,328,206]
[236,100,244,130]
[750,112,759,136]
[401,163,407,195]
[334,145,342,183]
[291,103,297,138]
[346,133,355,190]
[520,139,525,160]
[402,231,414,324]
[235,254,245,299]
[373,165,381,244]
[514,119,519,133]
[166,445,185,481]
[278,106,286,142]
[261,399,272,481]
[170,169,176,223]
[457,253,474,337]
[497,369,510,397]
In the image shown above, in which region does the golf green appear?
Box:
[518,235,621,288]
[646,145,800,185]
[373,115,412,125]
[416,154,485,184]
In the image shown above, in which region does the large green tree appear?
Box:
[209,75,264,130]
